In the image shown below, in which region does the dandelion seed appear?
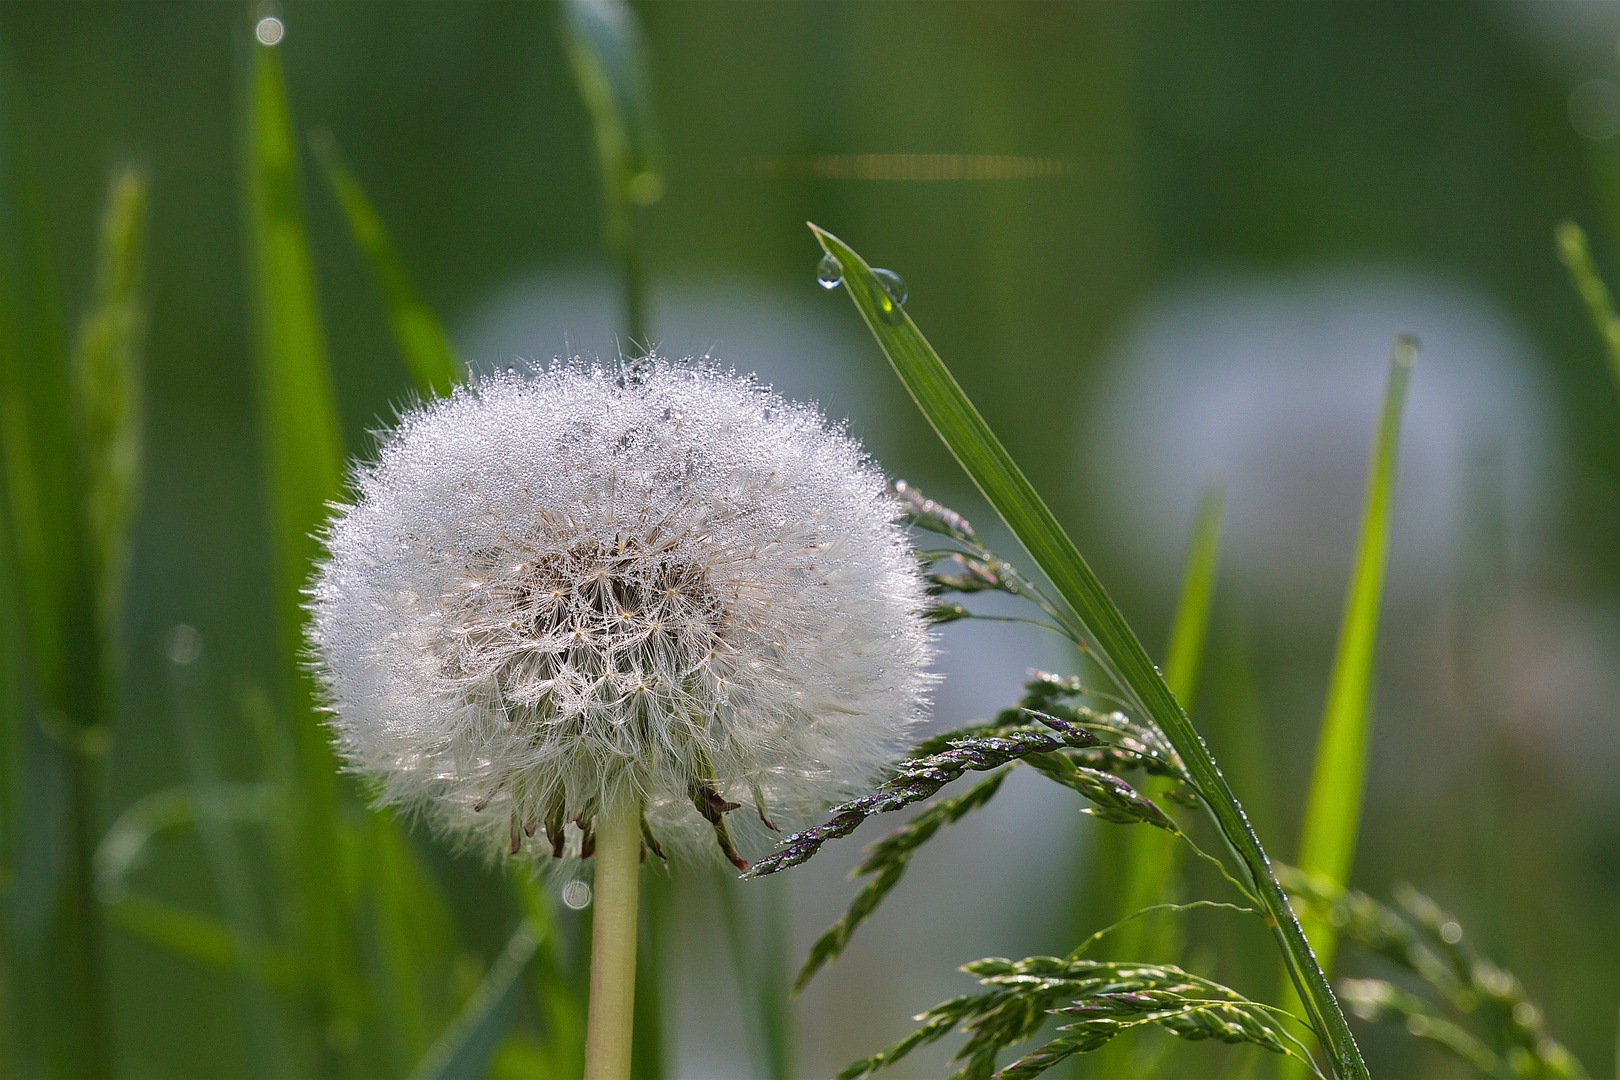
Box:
[307,359,934,867]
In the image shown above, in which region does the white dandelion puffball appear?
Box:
[307,361,934,868]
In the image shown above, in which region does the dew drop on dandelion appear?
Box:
[815,253,843,290]
[562,880,592,909]
[255,16,285,46]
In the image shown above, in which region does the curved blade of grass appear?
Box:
[1555,221,1620,405]
[809,224,1368,1080]
[1293,337,1415,969]
[560,0,662,345]
[308,129,461,397]
[239,29,358,1040]
[407,921,539,1080]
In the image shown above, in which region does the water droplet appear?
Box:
[815,253,843,290]
[873,267,907,324]
[562,880,592,909]
[166,624,203,665]
[873,267,907,306]
[255,16,285,46]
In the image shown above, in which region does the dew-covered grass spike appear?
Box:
[1017,744,1178,830]
[1277,865,1593,1080]
[834,955,1317,1080]
[744,719,1097,878]
[892,478,979,544]
[793,769,1008,995]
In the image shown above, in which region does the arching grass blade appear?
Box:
[309,129,461,397]
[808,223,1369,1080]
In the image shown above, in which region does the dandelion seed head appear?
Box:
[307,360,934,866]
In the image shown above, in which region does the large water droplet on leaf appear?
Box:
[816,253,843,290]
[873,267,907,324]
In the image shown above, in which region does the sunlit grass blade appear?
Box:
[809,224,1369,1080]
[1274,339,1416,1080]
[71,166,148,675]
[408,921,540,1080]
[1555,221,1620,405]
[560,0,663,344]
[1294,338,1416,968]
[308,129,461,397]
[239,27,358,1048]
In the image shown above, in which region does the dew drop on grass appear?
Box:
[873,266,907,324]
[816,253,843,289]
[562,880,592,909]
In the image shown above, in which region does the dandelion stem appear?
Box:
[584,793,643,1080]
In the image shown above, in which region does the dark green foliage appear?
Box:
[834,955,1309,1080]
[1279,866,1590,1080]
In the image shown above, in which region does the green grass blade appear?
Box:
[308,129,461,397]
[408,922,539,1080]
[1555,221,1620,405]
[559,0,663,345]
[1294,338,1416,967]
[1091,487,1224,1077]
[809,224,1369,1080]
[365,814,460,1072]
[1162,486,1224,713]
[239,27,358,1046]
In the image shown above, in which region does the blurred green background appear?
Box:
[4,1,1620,1078]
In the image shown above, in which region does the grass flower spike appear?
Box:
[308,361,933,868]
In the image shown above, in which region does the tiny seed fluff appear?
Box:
[306,360,935,869]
